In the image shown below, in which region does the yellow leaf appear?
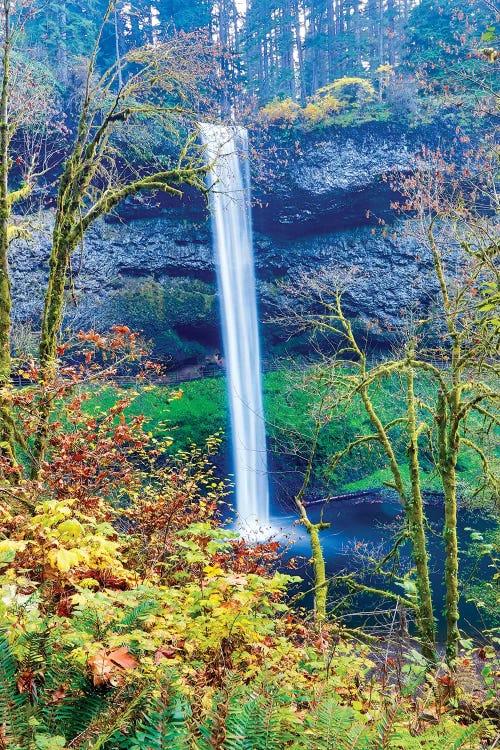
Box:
[48,548,86,573]
[0,540,26,554]
[78,577,100,589]
[202,565,224,578]
[56,519,84,540]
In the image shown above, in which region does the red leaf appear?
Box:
[154,646,176,663]
[111,325,131,335]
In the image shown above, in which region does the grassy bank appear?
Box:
[84,366,486,498]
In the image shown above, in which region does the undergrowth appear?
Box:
[0,376,497,748]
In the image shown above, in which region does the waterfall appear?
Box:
[200,123,270,531]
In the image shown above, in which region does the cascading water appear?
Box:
[200,123,270,531]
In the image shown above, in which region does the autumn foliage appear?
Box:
[0,330,496,748]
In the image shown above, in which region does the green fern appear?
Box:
[125,692,192,750]
[222,692,268,750]
[386,715,490,750]
[294,695,371,750]
[194,681,294,750]
[10,623,105,743]
[0,629,156,750]
[449,724,485,750]
[50,686,109,739]
[113,600,161,634]
[373,701,399,750]
[0,631,30,748]
[77,684,152,750]
[0,627,493,750]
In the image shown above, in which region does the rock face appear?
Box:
[253,121,424,233]
[256,224,437,330]
[10,214,213,327]
[10,121,451,336]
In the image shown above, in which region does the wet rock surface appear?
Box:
[10,122,451,334]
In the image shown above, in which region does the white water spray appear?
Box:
[200,123,270,531]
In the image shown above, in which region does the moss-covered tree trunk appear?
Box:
[361,376,436,659]
[28,17,212,474]
[406,366,436,662]
[31,166,199,476]
[293,404,329,622]
[331,308,437,658]
[31,224,74,477]
[0,2,16,468]
[0,5,10,383]
[304,520,329,620]
[428,227,462,663]
[437,386,460,662]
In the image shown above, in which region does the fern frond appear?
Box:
[113,600,161,634]
[131,692,192,750]
[291,694,371,750]
[0,631,30,747]
[69,683,151,750]
[373,701,399,750]
[51,688,106,740]
[223,692,266,750]
[449,722,485,750]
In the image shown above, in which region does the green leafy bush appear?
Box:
[0,382,496,748]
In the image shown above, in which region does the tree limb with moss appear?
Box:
[276,204,499,660]
[0,0,59,472]
[31,8,215,475]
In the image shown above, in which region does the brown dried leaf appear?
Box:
[89,647,137,685]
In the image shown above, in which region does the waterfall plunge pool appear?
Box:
[231,489,497,641]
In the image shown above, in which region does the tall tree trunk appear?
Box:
[407,365,436,662]
[292,0,307,104]
[293,407,330,622]
[378,0,384,65]
[218,0,229,117]
[336,0,345,75]
[58,1,69,87]
[428,226,461,663]
[306,521,328,620]
[114,2,124,89]
[310,13,320,92]
[357,355,436,659]
[31,223,74,477]
[262,38,270,102]
[0,2,11,387]
[231,1,242,110]
[0,1,16,469]
[386,0,396,64]
[327,0,336,81]
[402,0,408,24]
[437,389,460,662]
[353,0,361,72]
[367,0,378,71]
[280,1,295,98]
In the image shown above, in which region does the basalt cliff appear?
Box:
[11,120,462,359]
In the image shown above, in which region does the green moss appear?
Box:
[110,277,218,364]
[84,366,488,498]
[85,377,227,453]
